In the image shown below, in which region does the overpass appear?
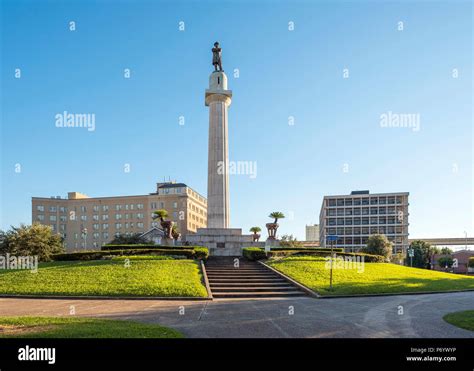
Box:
[301,238,474,248]
[408,238,474,246]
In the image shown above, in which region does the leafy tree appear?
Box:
[152,209,169,222]
[440,247,453,255]
[408,240,440,269]
[269,212,285,223]
[361,234,392,260]
[250,227,261,234]
[108,233,151,245]
[280,234,303,248]
[438,256,454,269]
[0,223,64,261]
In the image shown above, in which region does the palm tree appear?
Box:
[152,209,173,239]
[250,226,261,242]
[171,225,181,241]
[266,212,285,239]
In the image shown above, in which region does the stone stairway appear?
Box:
[204,257,306,299]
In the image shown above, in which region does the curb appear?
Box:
[0,295,211,301]
[317,288,474,299]
[258,260,320,298]
[200,260,214,300]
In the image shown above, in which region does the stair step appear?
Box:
[209,278,287,282]
[212,291,305,298]
[210,282,291,287]
[210,286,296,292]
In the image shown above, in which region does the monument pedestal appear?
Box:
[184,228,265,256]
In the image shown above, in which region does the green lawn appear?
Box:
[443,310,474,332]
[0,316,182,338]
[0,256,208,297]
[267,256,474,296]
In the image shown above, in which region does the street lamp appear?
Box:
[82,228,88,250]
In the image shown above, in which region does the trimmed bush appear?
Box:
[270,247,344,253]
[193,247,209,261]
[101,244,194,251]
[52,247,209,261]
[469,257,474,268]
[267,249,385,263]
[243,247,267,261]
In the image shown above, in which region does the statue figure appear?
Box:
[212,42,223,72]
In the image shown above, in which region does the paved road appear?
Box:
[0,292,473,338]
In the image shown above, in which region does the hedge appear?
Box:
[242,247,267,261]
[267,249,385,263]
[101,244,195,251]
[270,247,344,253]
[52,247,209,261]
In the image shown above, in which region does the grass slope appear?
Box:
[0,316,182,338]
[0,257,207,297]
[443,310,474,332]
[267,256,474,296]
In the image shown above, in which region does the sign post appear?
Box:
[326,235,338,291]
[408,248,414,267]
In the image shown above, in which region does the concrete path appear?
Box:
[0,292,473,338]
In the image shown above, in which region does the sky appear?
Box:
[1,0,473,241]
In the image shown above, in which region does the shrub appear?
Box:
[102,244,194,251]
[193,247,209,261]
[107,233,153,245]
[243,247,267,261]
[267,249,385,263]
[361,234,392,260]
[0,223,64,261]
[469,257,474,268]
[438,256,454,268]
[270,247,344,253]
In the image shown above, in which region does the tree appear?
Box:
[266,212,285,240]
[440,247,453,255]
[249,227,261,242]
[108,233,150,245]
[408,240,440,269]
[279,234,303,248]
[152,209,173,239]
[0,223,64,261]
[361,234,392,260]
[438,256,454,269]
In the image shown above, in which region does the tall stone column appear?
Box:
[205,71,232,228]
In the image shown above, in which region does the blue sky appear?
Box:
[1,0,472,241]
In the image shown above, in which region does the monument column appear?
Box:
[205,43,232,229]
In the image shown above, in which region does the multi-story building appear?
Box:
[305,224,320,242]
[32,181,207,251]
[319,190,409,253]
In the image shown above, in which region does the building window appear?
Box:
[102,223,109,230]
[137,204,144,210]
[49,215,57,222]
[37,205,45,212]
[173,202,178,208]
[151,202,157,209]
[59,206,67,213]
[115,214,122,220]
[115,223,122,229]
[93,224,99,231]
[103,232,109,240]
[103,205,109,212]
[93,214,99,221]
[60,215,67,222]
[137,222,144,229]
[80,206,86,212]
[93,205,99,212]
[137,213,144,219]
[80,215,87,221]
[36,214,44,221]
[115,205,122,211]
[102,214,109,221]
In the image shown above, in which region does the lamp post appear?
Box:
[81,228,88,250]
[464,231,468,250]
[326,235,338,291]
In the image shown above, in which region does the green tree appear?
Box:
[108,233,151,245]
[249,227,261,234]
[438,256,454,269]
[440,247,453,255]
[0,223,64,261]
[408,240,440,269]
[279,234,303,248]
[269,212,285,223]
[361,234,392,260]
[152,209,169,222]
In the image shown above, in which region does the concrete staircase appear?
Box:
[205,257,306,299]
